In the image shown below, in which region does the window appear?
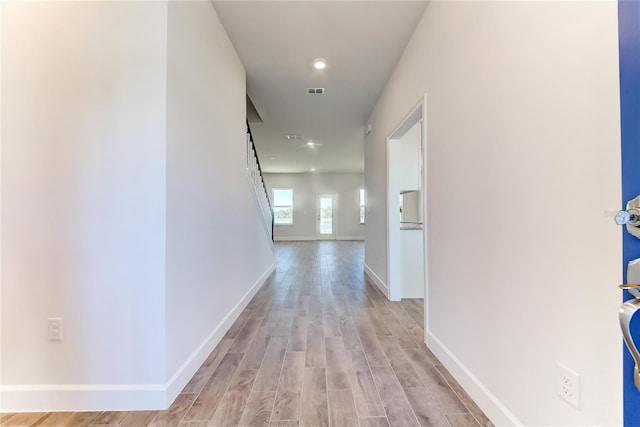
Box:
[273,188,294,224]
[359,188,365,224]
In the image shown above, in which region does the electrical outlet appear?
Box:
[47,318,63,341]
[557,362,580,409]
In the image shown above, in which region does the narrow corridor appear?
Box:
[0,242,491,427]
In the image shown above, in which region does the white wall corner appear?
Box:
[364,263,389,298]
[0,262,276,413]
[427,331,523,427]
[164,261,275,407]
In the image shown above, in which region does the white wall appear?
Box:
[1,1,168,409]
[0,1,275,411]
[165,0,275,400]
[365,2,622,426]
[264,173,364,241]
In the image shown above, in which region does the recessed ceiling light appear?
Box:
[313,59,326,70]
[269,157,275,160]
[310,168,316,172]
[306,141,315,147]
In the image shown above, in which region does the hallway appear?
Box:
[1,242,490,427]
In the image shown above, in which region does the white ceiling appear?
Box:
[213,1,429,174]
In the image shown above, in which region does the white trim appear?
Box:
[275,236,364,242]
[163,261,275,406]
[274,236,316,241]
[0,263,276,413]
[421,93,430,349]
[427,331,522,427]
[364,263,389,298]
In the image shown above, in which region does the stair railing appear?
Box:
[246,122,274,240]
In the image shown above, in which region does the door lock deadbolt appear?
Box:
[615,195,640,239]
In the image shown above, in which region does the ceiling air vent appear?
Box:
[307,88,325,94]
[286,134,304,141]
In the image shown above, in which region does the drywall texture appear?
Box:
[264,173,364,240]
[1,1,275,411]
[365,2,621,426]
[165,0,275,383]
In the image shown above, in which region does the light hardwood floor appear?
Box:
[0,241,492,427]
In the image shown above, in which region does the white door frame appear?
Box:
[316,192,337,240]
[385,94,429,344]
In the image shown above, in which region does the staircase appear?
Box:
[246,123,274,241]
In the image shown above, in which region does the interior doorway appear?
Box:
[317,193,336,240]
[386,94,428,342]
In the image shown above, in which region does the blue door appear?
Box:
[619,1,640,424]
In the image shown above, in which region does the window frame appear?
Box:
[273,188,294,225]
[359,188,365,224]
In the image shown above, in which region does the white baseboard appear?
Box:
[164,261,275,407]
[363,263,388,298]
[274,236,316,241]
[0,262,276,413]
[275,236,364,242]
[427,331,522,427]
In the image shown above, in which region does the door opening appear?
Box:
[317,194,336,240]
[385,94,428,345]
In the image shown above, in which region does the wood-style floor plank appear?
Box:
[182,339,234,394]
[338,316,362,351]
[305,321,325,368]
[381,313,419,349]
[240,325,273,370]
[0,242,493,427]
[270,421,300,427]
[354,320,390,368]
[119,411,159,427]
[62,412,102,427]
[208,369,258,427]
[370,367,419,427]
[288,317,310,352]
[327,389,358,427]
[378,336,424,389]
[435,364,492,426]
[237,391,275,427]
[229,316,264,353]
[404,388,449,427]
[89,411,129,425]
[325,337,351,390]
[224,309,253,339]
[346,351,385,418]
[272,309,295,338]
[359,417,391,427]
[31,412,74,426]
[2,413,46,427]
[253,337,288,392]
[299,368,328,427]
[322,315,341,338]
[148,393,197,427]
[446,413,483,427]
[355,308,391,336]
[183,353,244,422]
[272,352,305,421]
